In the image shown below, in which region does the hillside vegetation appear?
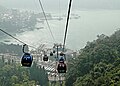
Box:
[0,58,48,86]
[65,29,120,86]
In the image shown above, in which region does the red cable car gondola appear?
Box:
[57,63,67,73]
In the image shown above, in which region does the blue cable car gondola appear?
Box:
[21,44,33,67]
[59,52,65,63]
[59,56,64,63]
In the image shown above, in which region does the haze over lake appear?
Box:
[8,10,120,50]
[0,0,120,50]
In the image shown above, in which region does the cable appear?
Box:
[33,0,40,12]
[38,0,56,42]
[0,28,37,49]
[63,0,73,51]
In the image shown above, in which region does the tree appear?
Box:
[65,30,120,86]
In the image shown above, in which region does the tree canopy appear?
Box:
[65,29,120,86]
[0,57,48,86]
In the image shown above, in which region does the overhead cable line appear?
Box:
[0,28,37,49]
[38,0,56,42]
[33,0,40,12]
[63,0,73,51]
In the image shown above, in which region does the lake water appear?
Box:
[10,10,120,50]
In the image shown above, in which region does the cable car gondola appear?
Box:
[21,44,33,67]
[53,44,56,53]
[60,52,64,56]
[59,52,65,63]
[57,63,67,73]
[59,56,64,63]
[50,52,53,56]
[21,53,33,67]
[43,54,48,61]
[53,50,56,53]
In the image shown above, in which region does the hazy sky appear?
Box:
[0,0,120,11]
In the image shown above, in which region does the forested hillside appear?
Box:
[65,29,120,86]
[0,43,26,56]
[0,58,48,86]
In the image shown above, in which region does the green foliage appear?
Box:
[0,60,35,86]
[0,42,27,56]
[65,30,120,86]
[0,57,48,86]
[29,62,49,86]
